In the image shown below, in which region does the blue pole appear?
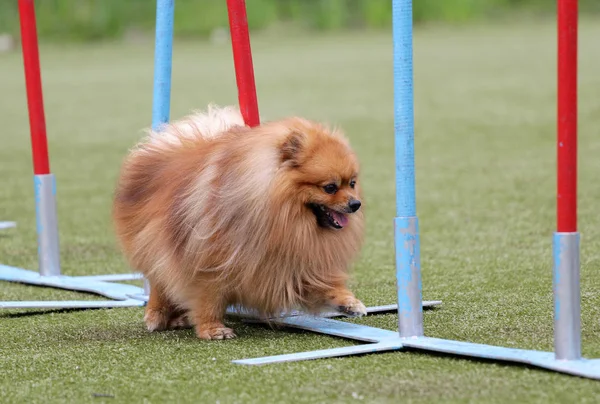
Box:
[152,0,174,132]
[393,0,424,338]
[144,0,174,295]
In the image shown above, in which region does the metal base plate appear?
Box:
[0,265,146,309]
[0,221,17,230]
[232,315,600,380]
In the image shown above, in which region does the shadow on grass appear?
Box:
[388,347,581,379]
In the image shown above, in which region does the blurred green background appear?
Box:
[1,0,599,43]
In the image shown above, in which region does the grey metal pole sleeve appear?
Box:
[34,174,61,277]
[553,232,581,360]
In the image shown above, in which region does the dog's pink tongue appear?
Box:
[332,211,349,227]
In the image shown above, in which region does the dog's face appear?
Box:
[279,123,362,230]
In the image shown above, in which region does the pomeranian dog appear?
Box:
[112,105,366,340]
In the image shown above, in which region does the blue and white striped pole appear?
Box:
[393,0,424,338]
[145,0,175,295]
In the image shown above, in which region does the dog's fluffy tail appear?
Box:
[145,104,245,148]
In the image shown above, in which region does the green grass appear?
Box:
[3,20,600,403]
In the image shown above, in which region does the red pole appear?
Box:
[18,0,50,175]
[557,0,578,233]
[226,0,260,127]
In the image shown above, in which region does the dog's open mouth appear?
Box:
[309,204,349,229]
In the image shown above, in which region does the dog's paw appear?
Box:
[144,308,169,332]
[196,324,236,340]
[337,297,367,318]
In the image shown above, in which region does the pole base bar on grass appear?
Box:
[234,329,600,381]
[0,222,17,230]
[0,264,147,309]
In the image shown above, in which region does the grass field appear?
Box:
[3,20,600,403]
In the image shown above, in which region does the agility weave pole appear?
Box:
[554,0,581,361]
[0,0,147,310]
[226,0,260,127]
[139,0,177,298]
[232,0,600,380]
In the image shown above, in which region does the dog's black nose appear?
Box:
[348,199,361,212]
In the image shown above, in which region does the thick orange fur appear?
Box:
[112,105,366,340]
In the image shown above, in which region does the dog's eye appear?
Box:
[349,180,356,189]
[323,184,337,194]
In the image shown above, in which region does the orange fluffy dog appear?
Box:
[112,105,366,340]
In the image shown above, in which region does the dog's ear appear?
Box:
[280,130,306,167]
